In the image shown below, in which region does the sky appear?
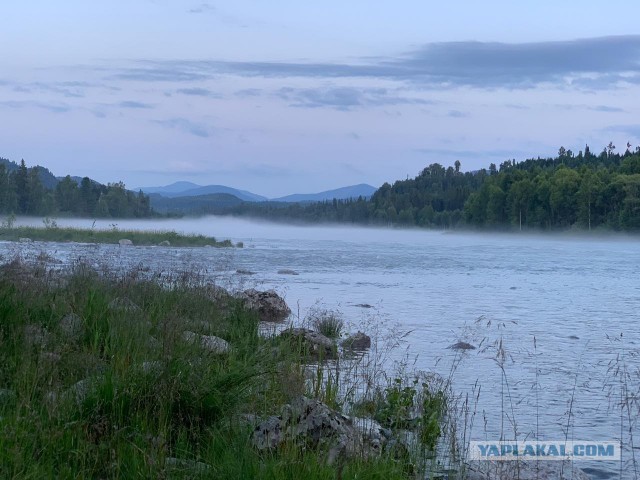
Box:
[1,1,640,198]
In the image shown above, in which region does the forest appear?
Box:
[0,158,152,218]
[223,144,640,231]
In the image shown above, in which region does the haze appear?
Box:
[2,1,640,197]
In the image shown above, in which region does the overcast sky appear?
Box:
[1,1,640,197]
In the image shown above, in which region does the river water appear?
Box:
[4,216,640,479]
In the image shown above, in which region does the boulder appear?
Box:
[252,396,377,465]
[158,240,171,247]
[341,332,372,351]
[108,297,141,312]
[165,457,211,474]
[23,324,50,348]
[236,269,256,275]
[277,269,299,275]
[465,460,591,480]
[18,237,32,243]
[118,239,133,246]
[59,313,84,340]
[448,341,476,350]
[280,328,337,360]
[182,331,231,354]
[239,288,291,322]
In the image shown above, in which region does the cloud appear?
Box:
[176,87,222,98]
[416,147,530,161]
[119,100,154,109]
[234,88,262,97]
[112,36,640,90]
[591,105,625,113]
[276,86,434,110]
[603,124,640,139]
[447,110,468,118]
[189,3,215,14]
[0,100,71,113]
[110,67,208,82]
[153,118,211,138]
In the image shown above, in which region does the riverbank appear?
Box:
[0,257,452,479]
[0,225,239,247]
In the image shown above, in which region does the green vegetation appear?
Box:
[0,259,452,479]
[0,224,235,247]
[219,145,640,231]
[0,157,152,218]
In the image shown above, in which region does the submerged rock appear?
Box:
[341,332,372,351]
[448,341,476,351]
[182,331,231,354]
[354,303,374,309]
[239,288,291,322]
[236,269,256,275]
[118,239,133,246]
[277,269,299,275]
[280,327,337,360]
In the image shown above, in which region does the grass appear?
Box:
[307,307,345,339]
[0,257,451,479]
[0,225,238,247]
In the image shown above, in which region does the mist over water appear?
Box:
[8,215,640,478]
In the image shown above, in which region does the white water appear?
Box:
[5,216,640,479]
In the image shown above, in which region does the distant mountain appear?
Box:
[140,183,267,202]
[270,184,377,203]
[149,192,244,214]
[1,157,59,189]
[138,181,201,195]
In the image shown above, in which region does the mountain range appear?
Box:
[138,182,377,203]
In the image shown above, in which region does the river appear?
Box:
[4,216,640,479]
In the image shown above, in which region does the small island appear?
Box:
[0,225,239,248]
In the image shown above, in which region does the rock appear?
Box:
[165,457,211,474]
[448,341,476,350]
[158,240,171,247]
[252,396,373,465]
[108,297,141,312]
[61,378,98,405]
[568,335,580,340]
[277,269,299,275]
[354,303,374,309]
[341,332,372,351]
[353,417,388,456]
[23,324,50,348]
[465,460,591,480]
[59,313,84,340]
[39,352,62,364]
[182,331,231,354]
[141,361,163,377]
[236,269,256,275]
[18,237,32,243]
[118,239,133,246]
[280,328,337,360]
[0,388,16,406]
[239,288,291,322]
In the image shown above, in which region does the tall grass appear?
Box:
[0,257,452,479]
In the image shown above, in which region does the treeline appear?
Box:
[223,144,640,231]
[0,158,152,218]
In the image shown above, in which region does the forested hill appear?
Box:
[0,157,152,218]
[223,144,640,231]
